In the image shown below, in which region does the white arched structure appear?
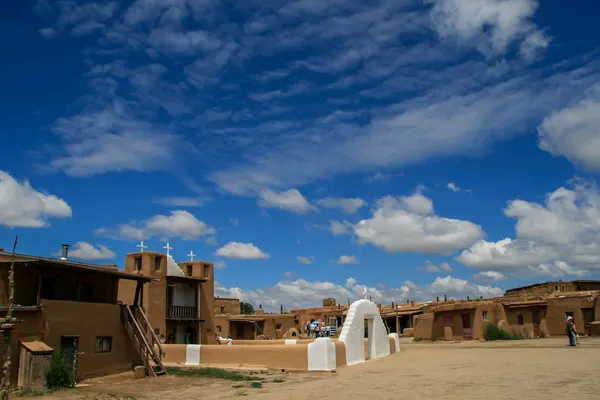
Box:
[339,299,390,366]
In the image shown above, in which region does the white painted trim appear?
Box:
[185,345,201,365]
[284,339,297,345]
[307,338,336,371]
[388,333,400,352]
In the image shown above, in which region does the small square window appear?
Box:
[482,311,488,321]
[154,257,161,271]
[187,265,193,276]
[217,326,222,333]
[517,315,524,325]
[134,258,142,271]
[204,265,210,278]
[220,306,225,313]
[276,324,282,329]
[95,337,112,353]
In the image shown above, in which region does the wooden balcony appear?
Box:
[167,305,199,320]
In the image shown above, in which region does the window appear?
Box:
[95,337,112,353]
[554,285,559,291]
[204,265,210,278]
[517,315,524,325]
[134,257,141,271]
[482,311,488,321]
[154,257,161,271]
[276,324,282,329]
[217,326,222,333]
[220,306,225,313]
[187,265,193,276]
[565,312,574,320]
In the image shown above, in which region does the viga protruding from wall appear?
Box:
[339,299,391,366]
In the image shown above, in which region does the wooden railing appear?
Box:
[121,305,166,377]
[167,305,198,320]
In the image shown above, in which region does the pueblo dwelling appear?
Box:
[0,245,166,388]
[291,298,350,333]
[411,280,600,341]
[118,249,215,345]
[214,297,297,340]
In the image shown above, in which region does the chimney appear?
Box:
[467,296,470,301]
[60,244,70,261]
[280,305,283,314]
[444,294,447,302]
[436,296,439,302]
[406,299,409,304]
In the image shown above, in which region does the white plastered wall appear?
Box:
[339,299,390,366]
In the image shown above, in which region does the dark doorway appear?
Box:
[582,308,595,336]
[167,286,174,307]
[532,309,541,337]
[462,314,472,339]
[60,336,79,378]
[186,326,196,344]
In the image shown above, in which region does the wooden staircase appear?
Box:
[122,305,167,377]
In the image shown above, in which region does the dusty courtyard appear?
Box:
[23,337,600,400]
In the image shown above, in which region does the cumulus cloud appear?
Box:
[316,197,367,214]
[457,180,600,277]
[472,270,506,282]
[215,275,503,312]
[0,170,72,228]
[96,210,215,240]
[354,193,484,254]
[333,255,360,265]
[215,242,270,260]
[418,260,453,273]
[53,241,115,261]
[257,189,313,214]
[447,183,471,193]
[214,260,227,270]
[429,0,549,58]
[297,256,313,264]
[538,85,600,173]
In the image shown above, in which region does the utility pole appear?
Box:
[1,235,19,400]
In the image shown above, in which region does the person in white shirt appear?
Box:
[227,336,233,345]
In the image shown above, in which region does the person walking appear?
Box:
[566,316,577,346]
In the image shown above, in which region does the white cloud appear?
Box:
[215,242,270,260]
[418,260,453,273]
[365,172,403,183]
[214,260,227,270]
[96,210,215,240]
[215,275,503,312]
[472,270,506,282]
[283,271,295,278]
[457,180,600,277]
[333,255,359,265]
[154,197,207,207]
[0,170,72,228]
[53,241,116,261]
[354,193,484,254]
[297,256,313,264]
[316,197,367,214]
[447,183,471,193]
[39,27,57,38]
[257,189,313,214]
[429,0,549,58]
[538,85,600,173]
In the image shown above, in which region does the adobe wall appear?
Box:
[41,300,141,380]
[545,296,595,335]
[198,262,215,344]
[215,315,230,338]
[504,307,549,338]
[214,298,241,314]
[413,313,433,340]
[505,281,575,297]
[261,315,297,339]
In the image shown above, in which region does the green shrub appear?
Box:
[483,324,522,341]
[413,337,422,342]
[45,350,74,389]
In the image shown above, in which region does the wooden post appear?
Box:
[36,274,42,306]
[133,281,141,307]
[1,235,19,400]
[395,304,399,335]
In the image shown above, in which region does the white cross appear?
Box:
[363,287,368,299]
[163,242,173,257]
[137,240,147,252]
[187,251,196,261]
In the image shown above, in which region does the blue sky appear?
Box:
[1,0,600,311]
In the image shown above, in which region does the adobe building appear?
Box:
[380,301,425,335]
[291,298,349,329]
[214,298,297,340]
[0,247,158,387]
[412,280,600,341]
[118,251,215,345]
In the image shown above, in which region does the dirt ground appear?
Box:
[21,337,600,400]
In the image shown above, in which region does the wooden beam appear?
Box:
[133,281,141,306]
[139,282,144,310]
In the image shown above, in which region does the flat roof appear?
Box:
[0,256,158,282]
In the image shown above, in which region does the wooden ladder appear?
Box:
[122,305,167,377]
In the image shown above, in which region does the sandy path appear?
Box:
[24,338,600,400]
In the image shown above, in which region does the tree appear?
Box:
[240,302,255,315]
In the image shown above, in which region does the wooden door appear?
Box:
[582,308,595,336]
[532,309,541,337]
[462,314,472,339]
[443,315,453,327]
[60,336,79,379]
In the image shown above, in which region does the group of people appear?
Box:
[216,334,233,345]
[305,321,333,338]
